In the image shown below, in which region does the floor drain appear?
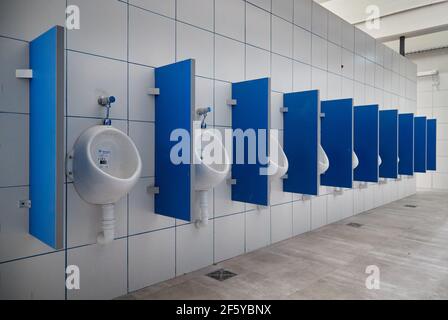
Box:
[404,204,417,208]
[206,269,237,282]
[347,222,363,228]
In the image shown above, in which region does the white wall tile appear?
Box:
[246,3,271,51]
[271,203,293,244]
[215,0,245,41]
[366,60,375,86]
[0,0,65,41]
[128,228,175,292]
[214,172,245,217]
[293,200,311,236]
[311,67,327,99]
[246,45,271,80]
[67,0,127,60]
[375,64,384,89]
[328,13,342,46]
[129,64,155,122]
[129,0,175,18]
[294,0,312,31]
[271,54,293,92]
[0,37,29,113]
[214,81,232,127]
[272,0,293,22]
[246,207,270,252]
[354,55,366,83]
[293,26,311,64]
[0,251,65,300]
[68,239,127,299]
[328,73,342,100]
[177,22,214,78]
[341,48,354,79]
[271,92,283,130]
[177,0,214,31]
[128,177,175,235]
[311,35,327,70]
[354,29,366,58]
[341,21,354,52]
[195,77,214,127]
[247,0,271,11]
[68,51,127,119]
[214,213,245,262]
[293,61,312,91]
[176,223,213,275]
[0,114,28,187]
[311,195,327,230]
[328,42,342,75]
[215,35,245,82]
[434,173,448,189]
[311,2,327,39]
[272,16,293,58]
[341,77,354,99]
[129,121,155,178]
[129,6,175,67]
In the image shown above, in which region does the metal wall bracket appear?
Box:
[280,107,288,113]
[16,69,33,79]
[397,176,403,181]
[148,88,160,96]
[18,200,32,209]
[147,186,160,194]
[227,179,237,185]
[227,99,237,106]
[301,195,311,201]
[359,182,368,189]
[333,188,344,195]
[320,113,326,118]
[379,178,388,185]
[281,174,288,180]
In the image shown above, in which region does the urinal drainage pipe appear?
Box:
[98,204,115,244]
[196,190,209,227]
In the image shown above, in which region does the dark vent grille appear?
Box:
[206,269,237,281]
[347,222,363,228]
[404,205,417,208]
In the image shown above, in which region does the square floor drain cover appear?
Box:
[347,222,363,228]
[404,204,417,208]
[206,269,237,281]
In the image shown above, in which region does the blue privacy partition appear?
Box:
[29,26,65,249]
[321,99,353,189]
[399,113,414,175]
[231,78,270,206]
[354,105,379,183]
[427,119,437,171]
[414,116,427,173]
[283,90,320,196]
[379,110,399,179]
[154,59,195,221]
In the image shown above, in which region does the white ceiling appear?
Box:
[316,0,448,54]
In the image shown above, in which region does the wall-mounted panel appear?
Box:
[427,119,437,171]
[29,26,64,249]
[379,110,399,179]
[321,99,353,189]
[414,116,427,173]
[155,59,195,221]
[354,105,379,182]
[399,113,414,176]
[231,78,270,206]
[283,90,319,196]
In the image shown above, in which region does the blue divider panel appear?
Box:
[155,60,194,221]
[321,99,353,188]
[399,113,414,175]
[414,116,427,173]
[379,110,399,179]
[354,105,379,182]
[29,26,64,249]
[283,90,319,195]
[231,78,270,206]
[427,119,437,171]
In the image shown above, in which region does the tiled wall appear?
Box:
[411,49,448,190]
[0,0,417,299]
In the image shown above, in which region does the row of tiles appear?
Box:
[0,0,417,82]
[0,178,417,299]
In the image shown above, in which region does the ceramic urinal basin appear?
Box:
[318,144,330,175]
[353,151,360,170]
[194,129,231,226]
[268,132,289,181]
[69,125,142,244]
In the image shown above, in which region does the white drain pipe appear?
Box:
[97,204,115,244]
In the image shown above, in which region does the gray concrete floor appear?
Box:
[121,191,448,300]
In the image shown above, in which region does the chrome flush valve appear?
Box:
[98,96,116,126]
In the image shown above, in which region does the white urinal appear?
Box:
[318,144,330,175]
[353,151,360,170]
[268,131,289,181]
[194,129,230,226]
[68,125,142,244]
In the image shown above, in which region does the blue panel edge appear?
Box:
[379,110,399,179]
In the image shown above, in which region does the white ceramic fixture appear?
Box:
[194,128,230,227]
[268,131,289,181]
[353,151,360,170]
[318,144,330,175]
[68,125,142,244]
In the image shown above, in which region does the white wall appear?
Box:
[411,48,448,190]
[0,0,417,299]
